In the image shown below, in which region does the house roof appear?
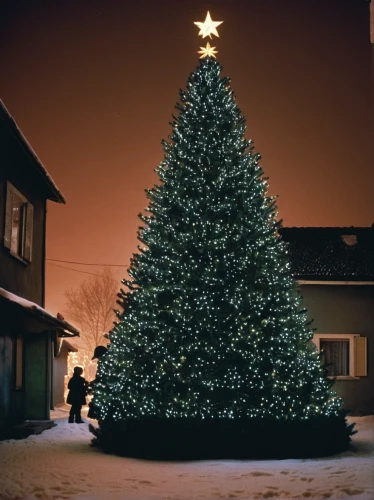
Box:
[0,288,79,336]
[61,339,78,352]
[279,226,374,281]
[0,99,66,204]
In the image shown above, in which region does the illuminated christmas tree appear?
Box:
[90,12,354,458]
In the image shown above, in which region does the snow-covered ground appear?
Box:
[0,407,373,500]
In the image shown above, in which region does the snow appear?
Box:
[0,287,47,313]
[0,287,79,335]
[0,409,373,500]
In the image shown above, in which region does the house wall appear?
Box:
[0,336,13,425]
[0,108,68,427]
[0,333,27,426]
[0,184,45,306]
[300,284,374,415]
[0,329,54,426]
[0,112,47,306]
[24,333,51,420]
[53,342,70,407]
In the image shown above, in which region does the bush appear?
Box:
[90,411,355,460]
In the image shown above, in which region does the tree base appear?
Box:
[90,412,355,460]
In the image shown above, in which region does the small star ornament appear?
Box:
[198,42,218,59]
[194,11,223,39]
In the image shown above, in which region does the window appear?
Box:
[320,339,349,377]
[11,193,26,254]
[3,182,33,261]
[15,335,24,390]
[312,334,367,379]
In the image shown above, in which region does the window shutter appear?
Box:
[354,337,367,377]
[4,183,13,249]
[23,202,34,261]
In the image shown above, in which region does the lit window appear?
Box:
[11,194,26,255]
[4,182,33,262]
[312,334,367,379]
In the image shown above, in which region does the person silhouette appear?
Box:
[91,345,108,361]
[67,366,87,423]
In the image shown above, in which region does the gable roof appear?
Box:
[279,226,374,281]
[0,99,66,204]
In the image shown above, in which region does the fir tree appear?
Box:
[90,56,354,459]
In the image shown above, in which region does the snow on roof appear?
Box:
[0,287,79,336]
[61,338,78,352]
[0,99,66,204]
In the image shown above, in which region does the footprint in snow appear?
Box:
[250,471,274,477]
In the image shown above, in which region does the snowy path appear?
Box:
[0,409,373,500]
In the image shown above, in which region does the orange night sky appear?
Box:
[0,0,373,319]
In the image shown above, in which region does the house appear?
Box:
[0,100,79,434]
[280,226,374,415]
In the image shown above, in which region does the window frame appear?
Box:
[10,189,27,257]
[4,181,33,263]
[312,333,361,380]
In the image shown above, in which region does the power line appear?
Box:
[47,262,122,284]
[47,262,107,277]
[46,258,127,267]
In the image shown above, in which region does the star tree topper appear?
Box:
[198,42,218,59]
[194,11,223,39]
[194,11,223,59]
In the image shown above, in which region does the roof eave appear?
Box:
[298,279,374,285]
[0,99,66,204]
[0,289,79,336]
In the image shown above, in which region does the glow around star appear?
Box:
[194,11,223,39]
[198,42,218,59]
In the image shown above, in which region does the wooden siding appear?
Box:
[0,110,48,306]
[24,333,51,420]
[0,336,13,424]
